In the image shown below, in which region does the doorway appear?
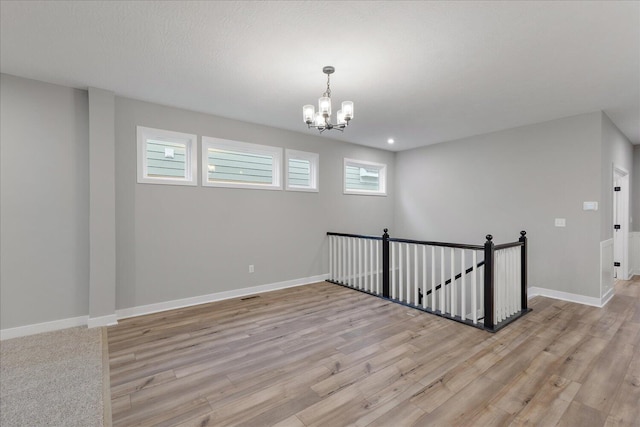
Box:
[613,166,630,280]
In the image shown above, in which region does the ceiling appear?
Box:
[1,1,638,151]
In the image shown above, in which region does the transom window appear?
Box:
[137,126,197,186]
[201,137,282,190]
[344,158,387,196]
[285,149,319,192]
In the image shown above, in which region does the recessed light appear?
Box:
[387,138,395,144]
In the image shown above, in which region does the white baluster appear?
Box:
[364,239,368,292]
[358,239,363,290]
[370,239,375,293]
[368,239,372,292]
[450,248,456,317]
[391,242,396,299]
[338,237,342,285]
[507,248,516,316]
[337,237,342,283]
[472,251,477,324]
[376,240,380,295]
[516,246,521,314]
[440,247,445,314]
[340,236,344,283]
[414,244,419,306]
[347,237,352,287]
[508,250,512,317]
[499,251,505,323]
[369,239,374,293]
[461,250,466,321]
[329,236,333,281]
[406,243,411,304]
[422,246,427,309]
[505,250,509,319]
[342,237,346,284]
[479,264,484,319]
[496,251,501,323]
[399,243,404,302]
[511,246,520,314]
[431,247,436,312]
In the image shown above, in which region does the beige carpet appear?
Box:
[0,326,105,426]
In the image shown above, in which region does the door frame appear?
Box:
[613,165,630,280]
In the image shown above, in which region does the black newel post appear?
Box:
[483,234,495,331]
[519,230,528,311]
[382,228,390,298]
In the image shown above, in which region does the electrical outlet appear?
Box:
[249,265,254,273]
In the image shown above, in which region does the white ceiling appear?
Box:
[1,1,638,151]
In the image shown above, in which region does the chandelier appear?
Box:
[302,66,354,132]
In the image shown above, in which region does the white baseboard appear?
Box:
[87,314,118,328]
[600,287,614,307]
[0,315,89,341]
[1,274,329,340]
[528,286,611,308]
[115,274,329,320]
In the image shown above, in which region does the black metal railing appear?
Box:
[326,229,530,332]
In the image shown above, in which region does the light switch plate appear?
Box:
[583,201,598,211]
[555,218,566,227]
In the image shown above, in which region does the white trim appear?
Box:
[600,238,614,299]
[137,126,198,186]
[613,165,630,280]
[629,231,640,275]
[601,287,615,307]
[343,158,387,196]
[116,274,329,320]
[285,149,319,192]
[527,286,611,308]
[87,314,118,328]
[201,136,283,190]
[0,315,88,341]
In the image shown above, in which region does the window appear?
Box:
[137,126,197,186]
[201,137,282,190]
[344,158,387,195]
[285,149,319,192]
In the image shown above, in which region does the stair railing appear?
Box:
[327,229,529,332]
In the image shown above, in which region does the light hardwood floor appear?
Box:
[108,278,640,426]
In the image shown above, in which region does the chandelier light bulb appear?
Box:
[314,112,326,128]
[303,105,315,124]
[341,101,354,120]
[337,110,346,125]
[318,96,331,116]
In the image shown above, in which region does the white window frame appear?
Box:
[285,149,319,192]
[137,126,198,186]
[201,136,283,190]
[343,158,387,196]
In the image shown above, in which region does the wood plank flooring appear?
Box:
[108,278,640,426]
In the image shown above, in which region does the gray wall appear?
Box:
[2,71,633,330]
[114,97,395,309]
[600,112,634,240]
[0,74,90,328]
[394,112,603,298]
[634,145,640,232]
